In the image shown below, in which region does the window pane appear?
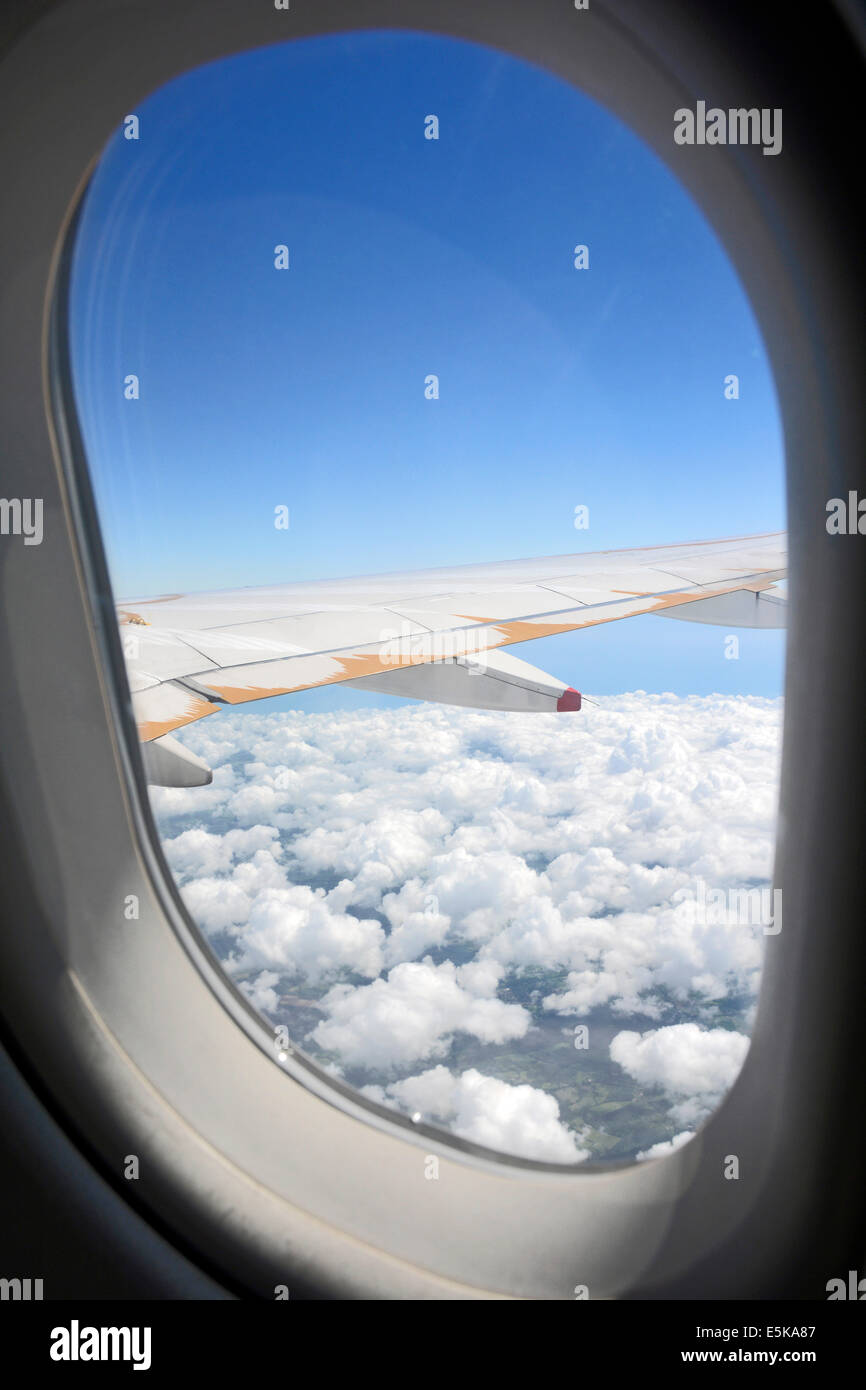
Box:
[68,30,785,1165]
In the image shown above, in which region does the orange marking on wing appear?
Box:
[742,577,781,593]
[456,614,578,639]
[459,585,755,644]
[207,649,442,704]
[647,591,705,610]
[205,682,297,705]
[334,652,410,678]
[138,694,221,742]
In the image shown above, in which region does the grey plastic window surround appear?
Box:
[0,0,864,1300]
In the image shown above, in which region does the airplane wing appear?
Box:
[118,531,786,785]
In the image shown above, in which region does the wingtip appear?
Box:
[557,687,582,712]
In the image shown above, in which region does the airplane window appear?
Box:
[67,29,785,1166]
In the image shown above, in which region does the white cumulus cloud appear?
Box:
[311,958,530,1070]
[610,1022,750,1127]
[636,1130,694,1161]
[364,1065,589,1164]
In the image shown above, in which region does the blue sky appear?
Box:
[69,29,786,703]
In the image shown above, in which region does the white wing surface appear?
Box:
[119,531,786,783]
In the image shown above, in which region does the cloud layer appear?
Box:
[150,692,781,1162]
